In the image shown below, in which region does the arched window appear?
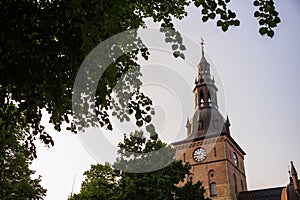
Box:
[208,170,217,196]
[199,90,204,107]
[210,182,217,196]
[233,152,238,167]
[188,173,193,182]
[207,90,211,104]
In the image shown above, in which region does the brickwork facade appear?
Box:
[174,135,247,200]
[174,42,247,200]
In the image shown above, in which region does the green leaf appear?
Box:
[179,45,186,50]
[272,10,279,16]
[228,11,236,19]
[253,0,259,6]
[135,111,142,119]
[233,20,240,26]
[208,13,216,19]
[259,27,268,35]
[222,24,228,32]
[254,11,260,17]
[202,16,209,22]
[172,44,178,50]
[146,124,155,133]
[217,20,223,27]
[267,30,274,38]
[269,21,277,28]
[202,9,208,15]
[150,133,158,140]
[221,13,227,20]
[216,8,223,14]
[136,120,143,127]
[259,19,265,25]
[194,0,201,7]
[274,16,281,23]
[145,115,151,123]
[173,51,180,58]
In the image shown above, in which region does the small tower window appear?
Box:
[208,91,212,106]
[199,90,204,107]
[233,152,238,167]
[234,173,238,197]
[198,120,203,130]
[214,147,217,157]
[188,173,193,182]
[209,182,217,196]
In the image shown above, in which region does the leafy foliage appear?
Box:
[0,105,46,199]
[71,131,210,200]
[70,163,119,199]
[253,0,280,38]
[0,0,280,158]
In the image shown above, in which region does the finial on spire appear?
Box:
[186,117,190,128]
[290,161,300,193]
[226,115,231,126]
[200,37,205,57]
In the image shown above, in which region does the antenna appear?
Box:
[70,174,76,198]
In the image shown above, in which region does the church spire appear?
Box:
[198,38,211,79]
[291,161,300,195]
[194,39,217,110]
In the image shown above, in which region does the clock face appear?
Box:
[193,147,207,162]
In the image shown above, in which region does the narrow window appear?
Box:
[198,120,203,130]
[210,182,217,196]
[214,147,217,157]
[183,153,186,162]
[208,91,211,104]
[200,90,204,107]
[233,152,238,167]
[234,173,238,196]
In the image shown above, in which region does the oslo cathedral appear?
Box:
[172,41,300,200]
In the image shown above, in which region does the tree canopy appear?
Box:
[0,0,280,157]
[70,131,209,200]
[0,104,46,199]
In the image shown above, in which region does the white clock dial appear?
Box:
[193,147,207,162]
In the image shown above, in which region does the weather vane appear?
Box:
[200,37,205,47]
[200,37,205,56]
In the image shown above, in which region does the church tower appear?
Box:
[174,40,247,200]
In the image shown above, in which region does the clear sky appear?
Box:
[31,1,300,199]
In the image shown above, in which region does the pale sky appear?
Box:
[31,1,300,199]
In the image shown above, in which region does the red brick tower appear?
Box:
[174,40,247,200]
